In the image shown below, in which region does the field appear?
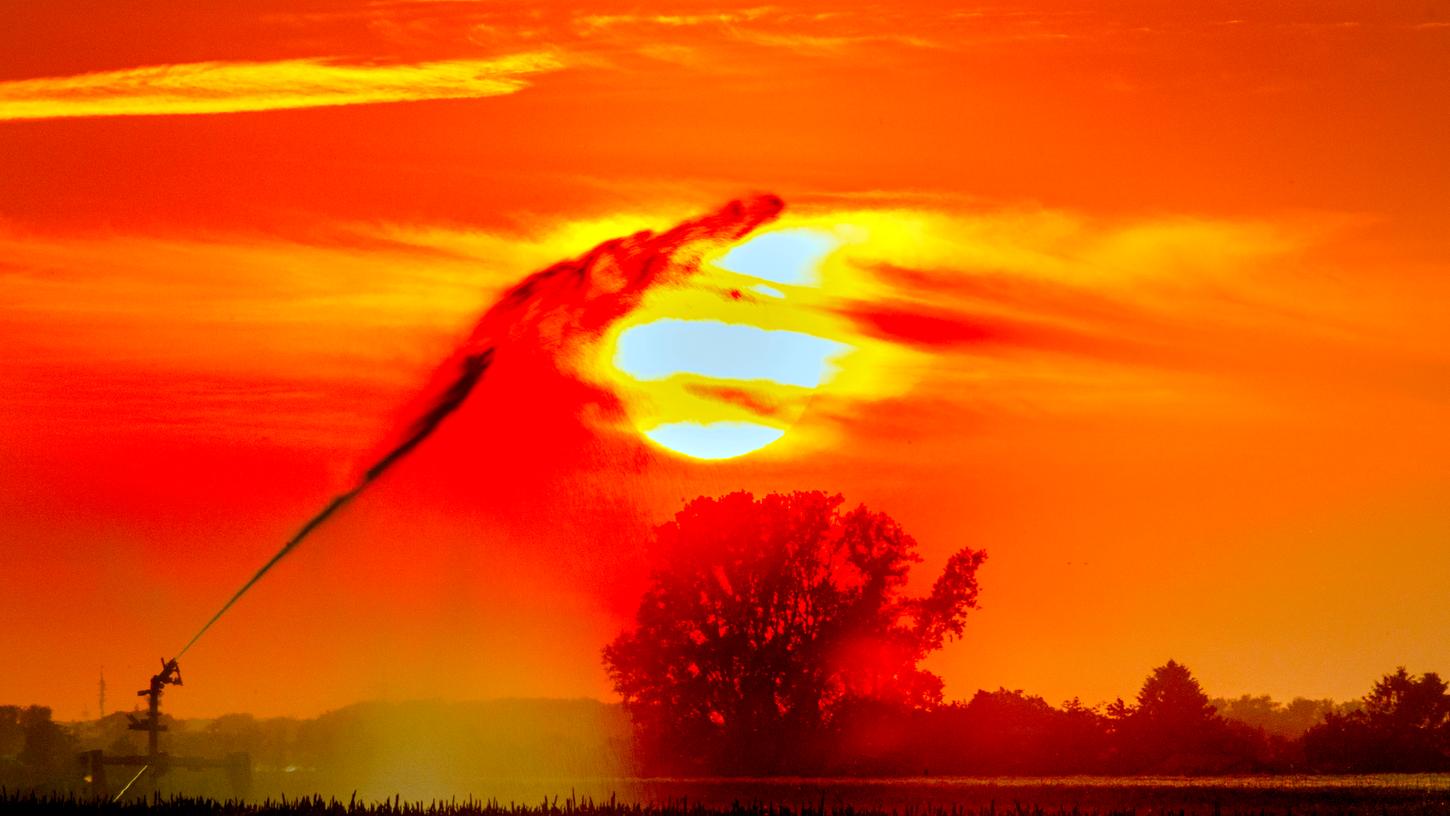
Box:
[7,777,1450,816]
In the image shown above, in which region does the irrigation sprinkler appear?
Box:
[78,659,251,801]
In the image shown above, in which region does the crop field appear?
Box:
[7,779,1450,816]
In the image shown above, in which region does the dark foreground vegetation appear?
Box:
[604,492,1450,776]
[5,782,1450,816]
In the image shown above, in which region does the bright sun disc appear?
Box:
[644,422,787,460]
[603,226,851,460]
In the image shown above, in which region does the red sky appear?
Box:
[2,0,1449,720]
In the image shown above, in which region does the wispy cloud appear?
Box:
[574,10,772,32]
[564,6,943,60]
[808,206,1450,419]
[727,29,939,53]
[0,52,562,121]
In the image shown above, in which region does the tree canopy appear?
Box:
[1304,667,1450,771]
[1114,659,1236,772]
[603,490,986,774]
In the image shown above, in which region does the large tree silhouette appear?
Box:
[603,490,986,774]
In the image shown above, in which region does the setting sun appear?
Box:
[600,228,853,460]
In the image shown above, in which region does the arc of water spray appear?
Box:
[173,350,494,659]
[170,195,785,661]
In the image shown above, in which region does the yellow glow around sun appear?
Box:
[595,217,913,461]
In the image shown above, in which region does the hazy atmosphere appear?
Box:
[3,1,1449,812]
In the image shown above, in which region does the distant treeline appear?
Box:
[807,662,1444,776]
[2,662,1449,795]
[629,661,1447,776]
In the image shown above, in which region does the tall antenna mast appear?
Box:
[99,668,107,719]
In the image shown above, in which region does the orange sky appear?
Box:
[3,0,1449,721]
